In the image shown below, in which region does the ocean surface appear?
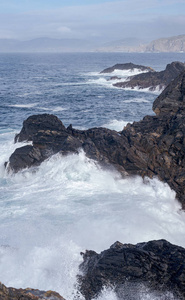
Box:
[1,52,185,300]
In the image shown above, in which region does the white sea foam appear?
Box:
[124,97,150,103]
[0,138,185,299]
[110,68,149,77]
[102,119,131,131]
[8,103,38,108]
[18,91,42,97]
[37,106,67,112]
[123,85,164,94]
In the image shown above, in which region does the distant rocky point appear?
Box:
[146,34,185,53]
[112,61,185,91]
[100,62,154,74]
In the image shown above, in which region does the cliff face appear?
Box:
[146,35,185,52]
[6,70,185,207]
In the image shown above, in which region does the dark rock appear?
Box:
[108,76,121,81]
[114,61,185,91]
[5,70,185,206]
[100,62,155,74]
[0,281,65,299]
[78,239,185,300]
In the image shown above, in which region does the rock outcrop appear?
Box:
[6,70,185,206]
[0,282,65,300]
[78,239,185,300]
[146,34,185,53]
[114,61,185,91]
[100,62,154,74]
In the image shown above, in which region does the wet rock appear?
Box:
[100,63,154,74]
[114,61,185,91]
[78,239,185,300]
[0,282,65,300]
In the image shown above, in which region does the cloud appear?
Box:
[0,0,184,41]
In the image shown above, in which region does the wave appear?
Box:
[86,68,149,78]
[102,119,131,131]
[108,68,149,77]
[124,98,150,103]
[37,106,67,112]
[1,144,185,298]
[8,103,38,108]
[123,85,163,94]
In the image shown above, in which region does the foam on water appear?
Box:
[102,119,131,131]
[124,98,150,103]
[8,103,38,108]
[110,68,149,77]
[0,134,185,299]
[123,85,163,94]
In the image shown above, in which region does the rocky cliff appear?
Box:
[6,70,185,207]
[146,35,185,53]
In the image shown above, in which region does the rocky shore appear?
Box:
[3,66,185,299]
[6,68,185,207]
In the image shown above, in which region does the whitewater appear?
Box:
[1,52,185,299]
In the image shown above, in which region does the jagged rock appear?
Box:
[78,239,185,300]
[6,70,185,207]
[0,282,65,300]
[114,61,185,91]
[100,63,154,74]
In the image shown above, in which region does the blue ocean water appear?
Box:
[0,52,185,299]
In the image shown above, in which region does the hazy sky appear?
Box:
[0,0,185,42]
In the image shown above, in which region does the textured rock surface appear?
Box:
[100,62,154,74]
[114,61,185,91]
[0,282,65,300]
[78,239,185,300]
[6,70,185,206]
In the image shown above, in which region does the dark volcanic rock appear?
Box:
[100,62,154,74]
[6,70,185,206]
[0,282,65,299]
[78,239,185,300]
[114,61,185,91]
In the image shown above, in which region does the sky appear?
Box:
[0,0,185,43]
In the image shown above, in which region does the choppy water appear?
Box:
[1,52,185,299]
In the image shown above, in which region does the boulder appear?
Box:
[0,282,65,300]
[114,61,185,91]
[100,62,154,74]
[78,239,185,300]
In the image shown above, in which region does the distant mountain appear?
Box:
[96,38,147,52]
[96,35,185,53]
[0,35,185,53]
[145,35,185,52]
[0,37,96,52]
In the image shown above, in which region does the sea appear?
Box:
[0,52,185,300]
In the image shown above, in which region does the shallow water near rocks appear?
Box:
[1,52,185,299]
